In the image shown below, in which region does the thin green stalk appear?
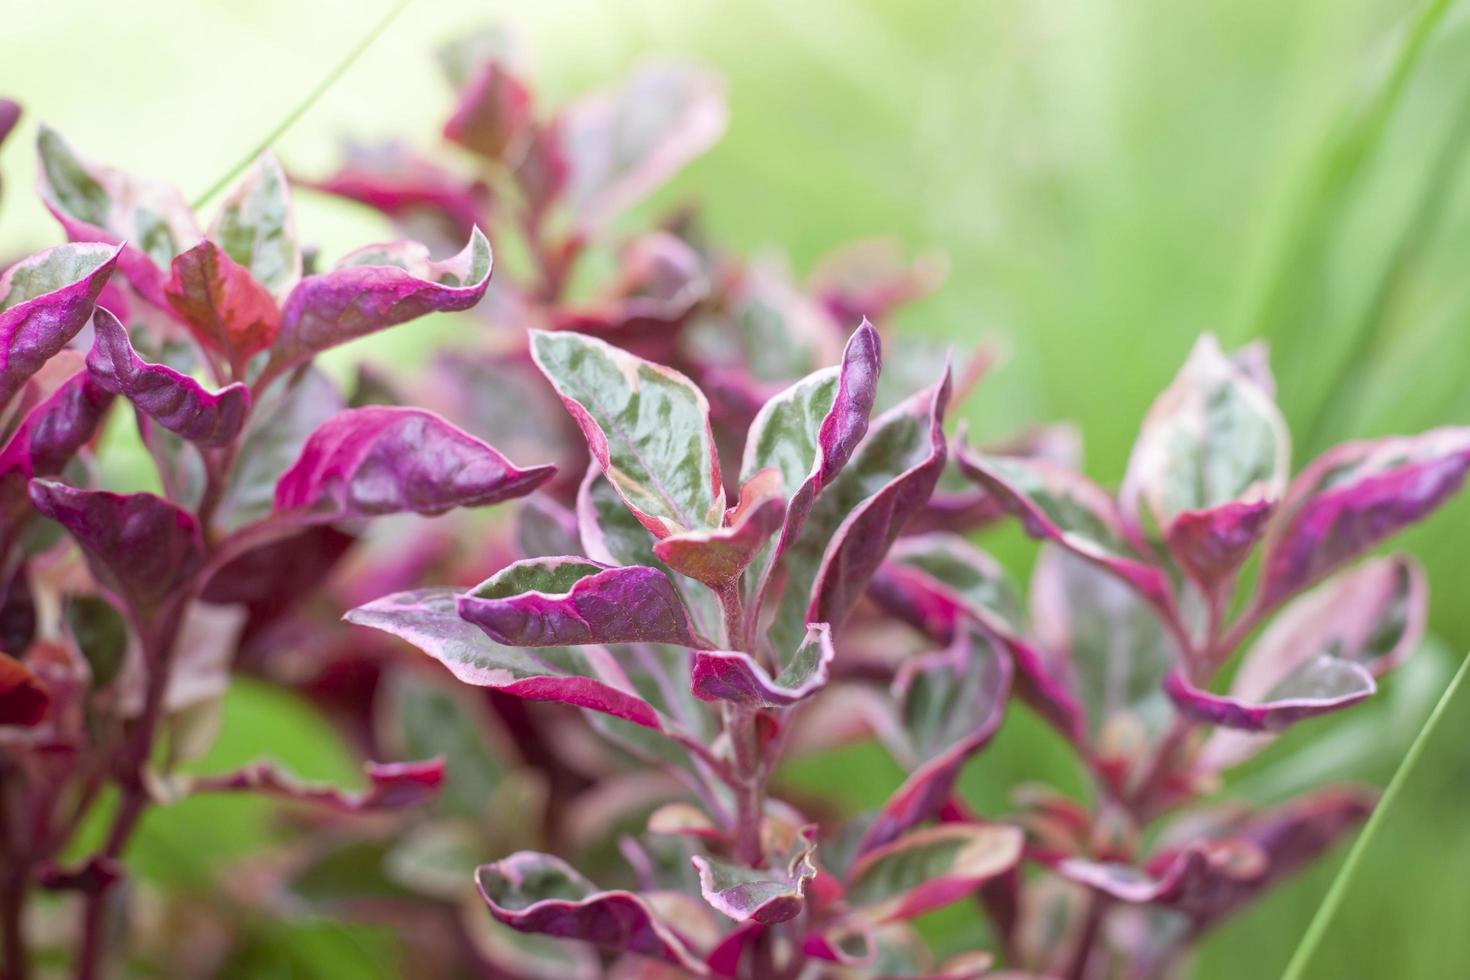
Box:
[189,0,413,209]
[1280,651,1470,980]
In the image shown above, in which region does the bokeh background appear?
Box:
[3,0,1469,976]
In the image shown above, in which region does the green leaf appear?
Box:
[531,330,723,538]
[210,152,302,296]
[846,823,1024,922]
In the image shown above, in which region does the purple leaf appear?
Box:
[305,142,489,242]
[806,365,950,636]
[561,65,727,229]
[745,320,881,611]
[273,406,554,521]
[532,330,724,539]
[1119,335,1288,543]
[1188,556,1424,742]
[0,652,50,727]
[954,443,1174,615]
[270,227,492,371]
[346,587,664,729]
[36,126,200,306]
[653,469,785,587]
[692,827,818,925]
[444,58,534,160]
[164,240,283,373]
[0,99,18,150]
[476,852,708,973]
[808,238,947,327]
[846,823,1024,922]
[86,308,250,447]
[28,481,203,627]
[691,623,835,707]
[0,366,112,534]
[1255,427,1470,612]
[1058,786,1372,933]
[1164,659,1375,733]
[552,233,710,362]
[186,758,444,812]
[456,557,701,649]
[201,524,356,616]
[869,533,1085,743]
[0,242,122,406]
[1165,498,1275,597]
[861,626,1012,852]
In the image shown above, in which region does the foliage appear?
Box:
[1,17,1468,980]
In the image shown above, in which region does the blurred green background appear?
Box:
[4,0,1469,976]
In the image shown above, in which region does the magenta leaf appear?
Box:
[1164,658,1375,733]
[954,443,1173,614]
[0,99,18,151]
[870,533,1085,742]
[274,406,553,521]
[476,852,708,973]
[346,588,665,729]
[305,142,489,242]
[456,557,701,649]
[561,65,727,229]
[444,58,534,160]
[1255,427,1470,612]
[692,827,818,924]
[1165,497,1275,597]
[803,366,950,645]
[270,226,492,371]
[846,823,1023,922]
[761,359,948,659]
[744,320,881,617]
[0,652,50,727]
[36,126,200,306]
[0,242,122,406]
[1188,556,1424,742]
[1058,786,1372,933]
[187,758,444,812]
[653,469,785,588]
[164,239,282,373]
[86,308,249,447]
[552,233,710,360]
[0,367,112,535]
[28,481,203,627]
[808,238,946,327]
[861,626,1012,852]
[532,330,724,539]
[691,623,835,707]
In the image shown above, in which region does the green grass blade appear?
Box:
[1280,650,1470,980]
[1237,0,1452,349]
[189,0,413,209]
[1299,79,1470,453]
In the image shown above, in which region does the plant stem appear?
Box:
[0,880,26,980]
[1064,890,1109,980]
[189,0,414,209]
[73,606,189,980]
[725,703,767,867]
